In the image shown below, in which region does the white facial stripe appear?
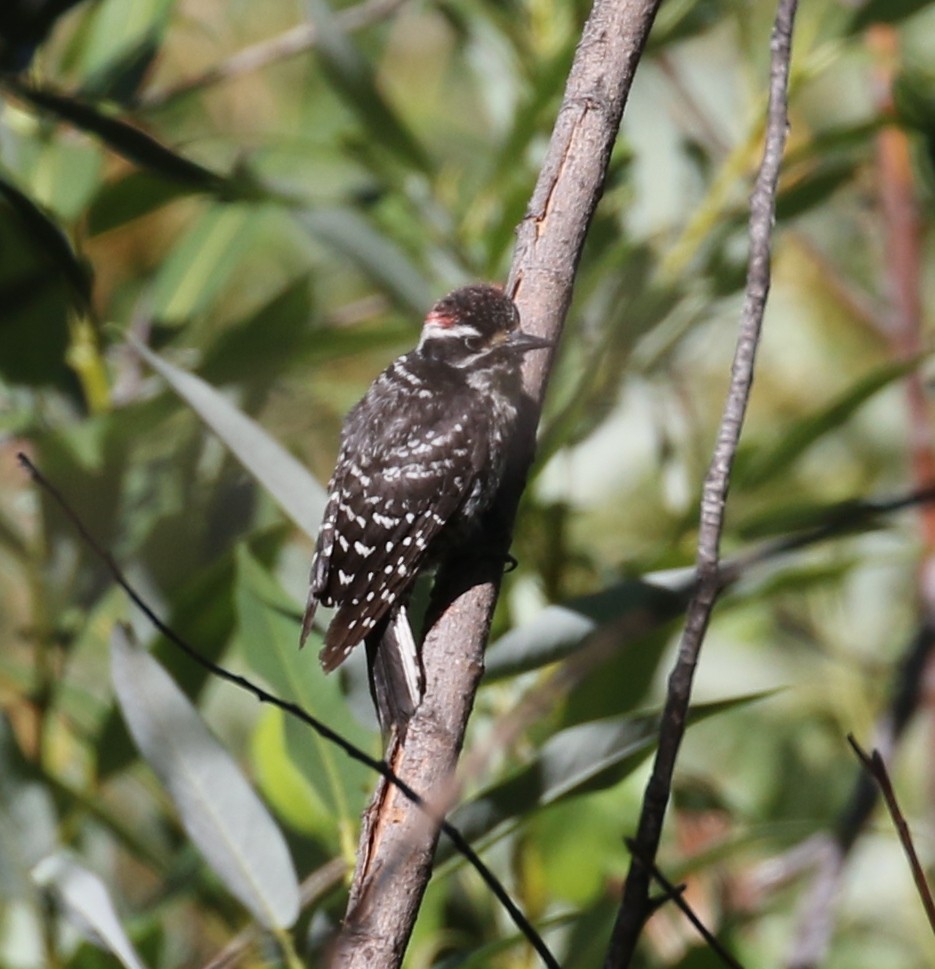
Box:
[419,321,481,343]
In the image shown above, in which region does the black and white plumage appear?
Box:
[301,284,549,730]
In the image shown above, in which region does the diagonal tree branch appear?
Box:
[329,1,665,966]
[605,1,799,965]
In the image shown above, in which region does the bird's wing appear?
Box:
[318,418,487,672]
[300,453,350,647]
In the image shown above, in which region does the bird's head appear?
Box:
[417,284,550,366]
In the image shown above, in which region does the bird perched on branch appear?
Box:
[301,284,549,732]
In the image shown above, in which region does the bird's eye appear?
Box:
[464,336,484,352]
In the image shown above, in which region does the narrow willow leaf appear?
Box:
[736,356,924,489]
[438,693,773,864]
[234,547,372,837]
[2,77,228,192]
[87,170,200,236]
[0,170,92,308]
[110,628,299,929]
[130,337,327,537]
[32,852,149,969]
[304,0,430,174]
[484,579,686,681]
[299,207,433,314]
[148,206,256,325]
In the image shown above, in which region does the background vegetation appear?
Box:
[3,0,935,966]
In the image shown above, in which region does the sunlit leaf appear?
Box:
[32,852,149,969]
[148,205,257,325]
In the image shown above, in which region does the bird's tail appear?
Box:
[365,604,423,736]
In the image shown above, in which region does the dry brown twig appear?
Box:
[605,0,799,965]
[785,22,935,969]
[624,839,746,969]
[846,736,935,935]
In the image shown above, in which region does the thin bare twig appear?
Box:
[605,1,799,966]
[139,0,406,110]
[624,839,746,969]
[16,453,554,969]
[786,23,935,968]
[846,735,935,934]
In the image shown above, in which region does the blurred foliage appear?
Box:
[3,0,935,967]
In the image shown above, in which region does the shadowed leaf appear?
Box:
[304,0,430,175]
[1,77,265,198]
[0,170,92,308]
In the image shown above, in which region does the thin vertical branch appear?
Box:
[847,736,935,933]
[605,1,799,965]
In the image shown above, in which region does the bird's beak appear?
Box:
[508,330,552,353]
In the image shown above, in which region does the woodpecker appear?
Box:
[301,284,549,730]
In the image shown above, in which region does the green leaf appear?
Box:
[438,693,773,865]
[735,356,924,489]
[0,169,92,308]
[2,77,229,193]
[304,0,431,174]
[234,549,373,840]
[87,170,198,235]
[0,715,58,899]
[131,338,327,537]
[485,579,686,681]
[66,0,174,85]
[199,275,315,384]
[111,627,300,929]
[847,0,934,32]
[298,207,433,314]
[96,531,286,779]
[776,160,858,221]
[148,205,258,325]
